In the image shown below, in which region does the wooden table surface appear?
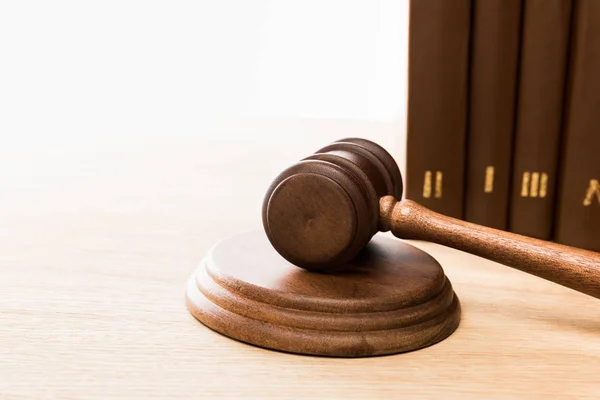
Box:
[1,123,599,399]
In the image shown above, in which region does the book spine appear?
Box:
[555,0,600,252]
[406,0,471,219]
[509,0,572,239]
[464,0,523,229]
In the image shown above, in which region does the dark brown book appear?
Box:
[508,0,572,239]
[464,0,522,229]
[406,0,471,219]
[555,0,600,252]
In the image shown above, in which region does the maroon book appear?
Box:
[509,0,572,239]
[406,0,471,219]
[465,0,522,229]
[555,0,600,252]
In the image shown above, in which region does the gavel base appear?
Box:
[186,231,461,357]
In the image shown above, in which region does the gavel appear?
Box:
[262,138,600,299]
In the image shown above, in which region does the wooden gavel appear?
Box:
[262,138,600,299]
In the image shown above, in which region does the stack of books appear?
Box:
[407,0,599,252]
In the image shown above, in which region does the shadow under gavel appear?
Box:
[262,138,600,299]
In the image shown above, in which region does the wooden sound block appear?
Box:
[186,231,461,357]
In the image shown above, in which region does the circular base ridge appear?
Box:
[186,231,460,357]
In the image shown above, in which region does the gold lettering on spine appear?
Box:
[521,172,531,197]
[530,173,540,197]
[484,166,494,193]
[540,173,549,198]
[435,171,443,199]
[583,179,600,206]
[423,171,432,198]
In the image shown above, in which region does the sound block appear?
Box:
[186,231,461,357]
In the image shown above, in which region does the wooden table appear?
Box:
[1,124,598,399]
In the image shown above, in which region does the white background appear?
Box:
[0,0,409,215]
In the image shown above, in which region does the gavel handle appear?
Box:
[379,196,600,299]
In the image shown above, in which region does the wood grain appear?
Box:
[1,128,600,399]
[186,231,460,357]
[380,197,600,299]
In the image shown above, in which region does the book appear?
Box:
[464,0,523,229]
[406,0,471,219]
[508,0,572,239]
[555,0,600,252]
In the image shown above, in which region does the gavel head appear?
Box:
[262,138,403,271]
